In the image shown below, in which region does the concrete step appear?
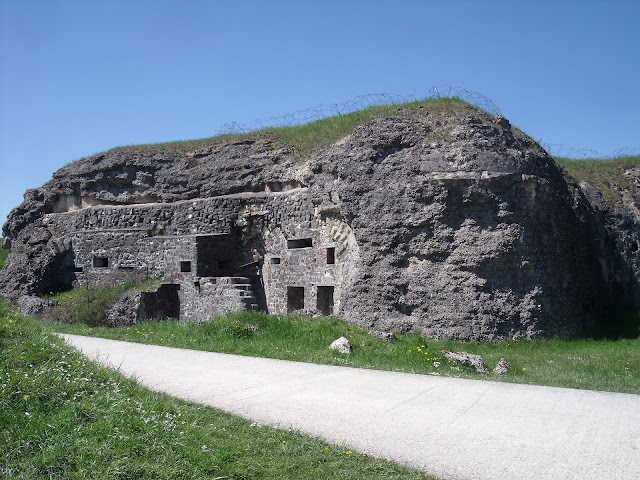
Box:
[231,285,253,292]
[223,289,254,298]
[215,276,251,285]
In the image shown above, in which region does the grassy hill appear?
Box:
[99,97,474,159]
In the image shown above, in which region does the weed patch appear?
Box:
[44,280,157,326]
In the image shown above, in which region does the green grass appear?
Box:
[1,299,432,479]
[0,239,8,269]
[100,97,472,160]
[555,155,640,204]
[44,279,158,326]
[47,310,640,395]
[262,97,467,159]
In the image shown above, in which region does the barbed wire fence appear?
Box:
[216,86,501,134]
[214,86,638,160]
[538,144,640,159]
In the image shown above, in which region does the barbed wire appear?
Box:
[216,86,502,136]
[214,85,637,160]
[540,143,640,159]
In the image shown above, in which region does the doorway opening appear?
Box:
[287,286,305,312]
[317,286,334,316]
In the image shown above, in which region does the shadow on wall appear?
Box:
[585,309,640,340]
[138,284,181,321]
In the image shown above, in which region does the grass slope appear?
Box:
[0,301,431,479]
[103,97,469,159]
[555,155,640,204]
[48,310,640,395]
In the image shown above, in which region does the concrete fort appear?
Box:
[2,99,639,339]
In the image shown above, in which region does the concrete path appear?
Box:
[59,334,640,480]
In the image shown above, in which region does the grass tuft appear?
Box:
[262,97,467,159]
[0,239,8,269]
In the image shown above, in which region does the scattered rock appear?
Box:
[106,291,142,327]
[329,336,353,354]
[17,295,58,317]
[493,358,511,375]
[368,329,397,342]
[246,323,258,333]
[443,350,489,374]
[107,283,180,327]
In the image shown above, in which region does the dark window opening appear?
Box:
[270,257,281,264]
[118,266,135,271]
[73,266,84,273]
[287,238,313,249]
[326,247,335,265]
[180,261,192,273]
[93,257,108,268]
[317,286,334,316]
[287,286,305,312]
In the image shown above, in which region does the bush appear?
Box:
[47,280,157,327]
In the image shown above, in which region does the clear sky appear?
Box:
[1,0,639,229]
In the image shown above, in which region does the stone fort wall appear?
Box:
[40,188,359,321]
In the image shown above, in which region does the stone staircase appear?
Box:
[217,276,259,311]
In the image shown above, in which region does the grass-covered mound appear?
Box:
[0,300,429,479]
[95,95,640,208]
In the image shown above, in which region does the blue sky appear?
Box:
[1,0,639,228]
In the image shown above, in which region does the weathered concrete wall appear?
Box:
[178,276,257,322]
[261,219,357,316]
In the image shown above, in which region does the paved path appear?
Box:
[59,334,640,480]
